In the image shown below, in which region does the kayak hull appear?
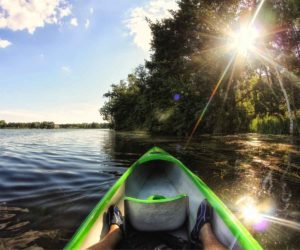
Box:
[65,147,262,250]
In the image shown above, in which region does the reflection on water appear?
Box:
[0,130,299,249]
[0,205,59,249]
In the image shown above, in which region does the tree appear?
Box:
[100,0,300,135]
[0,120,6,128]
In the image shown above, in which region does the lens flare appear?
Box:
[173,93,181,101]
[242,203,261,223]
[236,196,271,232]
[237,196,300,233]
[184,53,236,148]
[231,26,259,56]
[238,196,263,223]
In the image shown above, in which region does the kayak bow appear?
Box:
[65,147,262,250]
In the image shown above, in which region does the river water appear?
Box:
[0,129,299,249]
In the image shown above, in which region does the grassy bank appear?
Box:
[250,115,299,135]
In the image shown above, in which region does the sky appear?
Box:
[0,0,178,123]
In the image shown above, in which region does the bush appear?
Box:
[250,115,289,134]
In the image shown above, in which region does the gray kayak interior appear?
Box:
[80,160,242,249]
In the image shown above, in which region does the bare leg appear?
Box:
[199,223,226,250]
[88,225,122,250]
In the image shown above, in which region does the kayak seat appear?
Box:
[124,194,188,232]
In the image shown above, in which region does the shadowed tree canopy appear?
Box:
[100,0,300,135]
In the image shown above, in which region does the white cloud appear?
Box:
[126,0,179,51]
[90,7,94,14]
[61,65,71,73]
[70,17,78,26]
[0,0,72,34]
[85,19,90,29]
[0,38,11,48]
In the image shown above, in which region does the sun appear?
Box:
[231,26,259,56]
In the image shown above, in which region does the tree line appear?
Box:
[100,0,300,135]
[0,120,110,129]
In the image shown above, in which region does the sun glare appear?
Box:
[231,26,259,56]
[237,196,265,225]
[242,203,262,223]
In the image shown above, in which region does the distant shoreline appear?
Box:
[0,128,111,129]
[0,121,110,129]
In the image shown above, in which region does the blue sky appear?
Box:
[0,0,178,123]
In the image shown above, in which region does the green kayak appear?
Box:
[65,147,262,250]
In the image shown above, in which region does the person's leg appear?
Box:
[192,199,226,250]
[88,224,122,250]
[199,223,226,250]
[89,205,124,250]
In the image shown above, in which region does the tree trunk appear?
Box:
[275,69,294,135]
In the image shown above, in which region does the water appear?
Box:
[0,129,299,249]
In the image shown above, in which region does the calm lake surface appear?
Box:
[0,129,299,249]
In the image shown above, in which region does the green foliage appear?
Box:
[100,0,300,135]
[0,120,6,128]
[1,121,55,129]
[0,121,109,129]
[59,123,110,129]
[100,66,149,131]
[249,115,289,134]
